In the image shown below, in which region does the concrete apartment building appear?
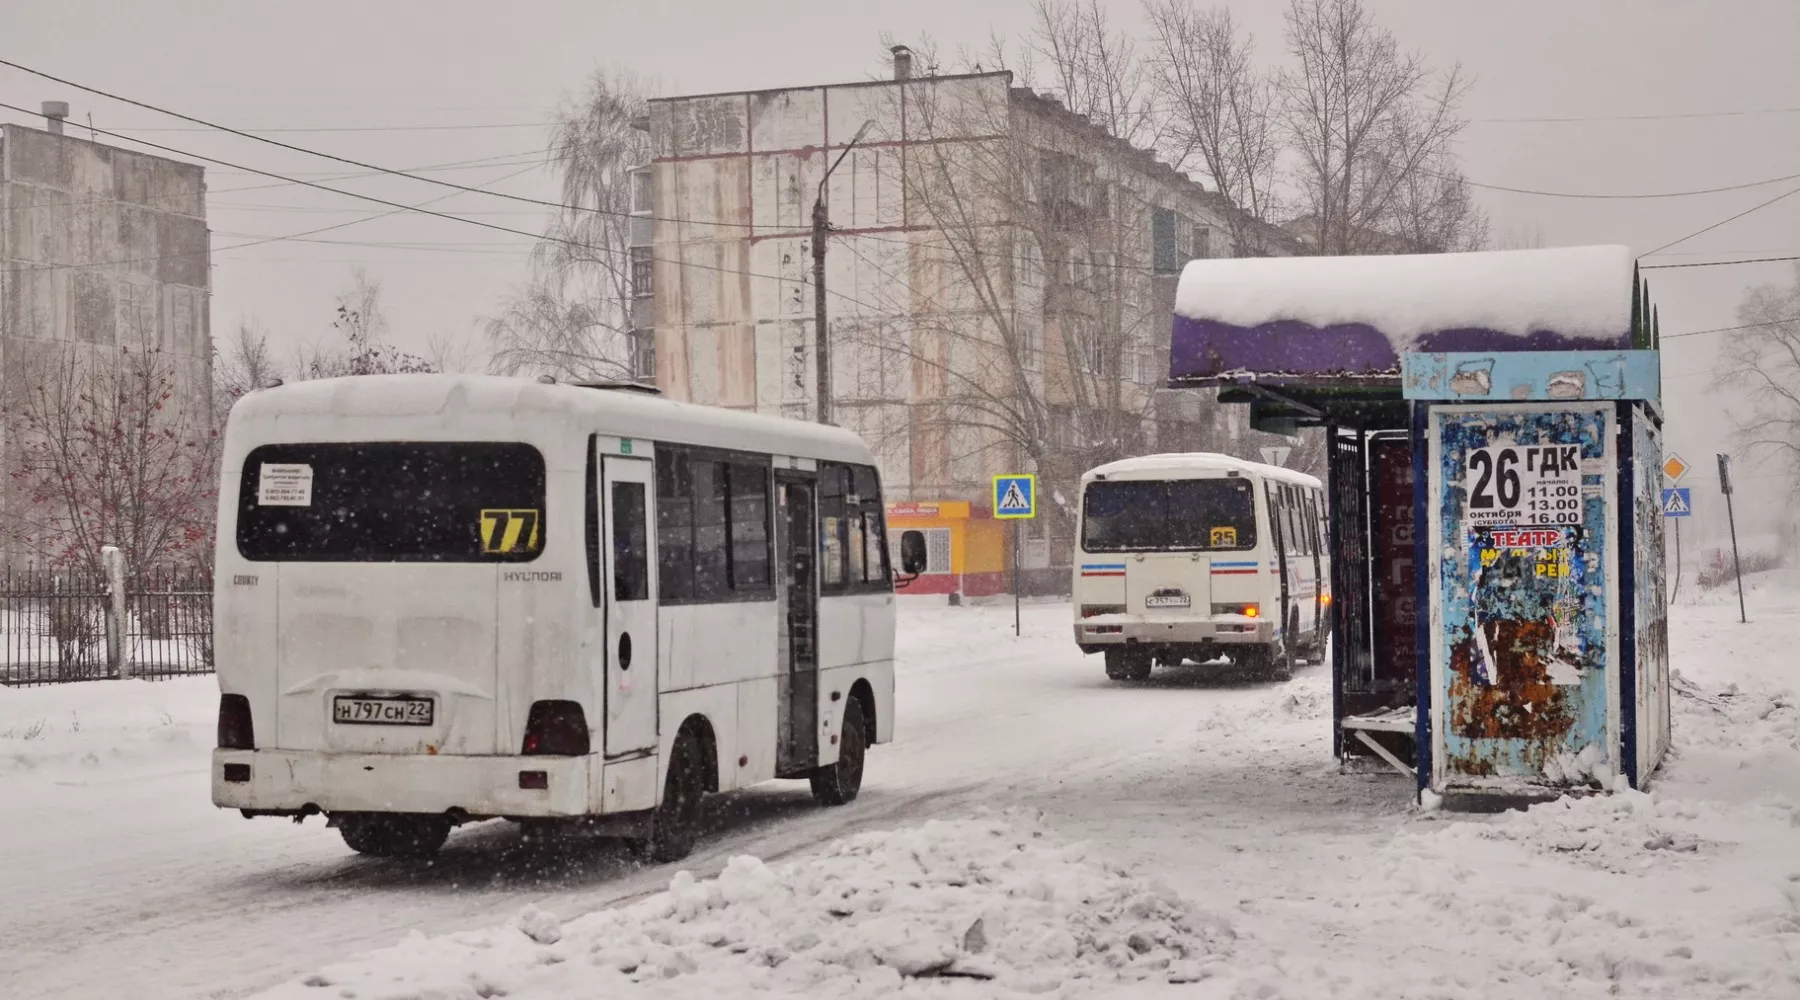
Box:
[631,51,1288,586]
[0,105,212,566]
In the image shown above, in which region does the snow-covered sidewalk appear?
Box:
[239,588,1798,1000]
[5,583,1798,999]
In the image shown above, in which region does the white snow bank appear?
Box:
[1174,244,1634,344]
[0,676,213,775]
[250,814,1236,999]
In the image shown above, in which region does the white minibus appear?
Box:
[1072,453,1329,681]
[212,374,921,861]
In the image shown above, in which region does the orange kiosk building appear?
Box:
[884,500,1010,598]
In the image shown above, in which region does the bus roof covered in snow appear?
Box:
[221,373,875,471]
[1081,452,1322,491]
[1167,245,1638,388]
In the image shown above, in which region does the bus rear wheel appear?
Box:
[810,694,867,806]
[1104,648,1153,682]
[632,730,707,864]
[338,813,450,860]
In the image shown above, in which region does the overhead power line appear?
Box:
[0,58,751,230]
[97,121,552,134]
[1643,183,1800,256]
[0,101,900,317]
[1641,254,1800,270]
[1458,168,1800,200]
[1476,105,1800,124]
[1662,315,1800,340]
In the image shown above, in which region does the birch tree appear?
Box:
[484,70,650,382]
[1715,265,1800,486]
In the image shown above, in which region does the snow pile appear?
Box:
[0,676,213,774]
[251,814,1235,1000]
[1372,789,1800,998]
[1173,244,1634,344]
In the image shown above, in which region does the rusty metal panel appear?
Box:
[658,95,749,159]
[712,325,756,409]
[749,88,824,153]
[824,83,902,148]
[748,236,811,323]
[1429,403,1617,793]
[751,151,821,235]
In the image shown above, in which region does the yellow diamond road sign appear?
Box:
[1662,454,1689,482]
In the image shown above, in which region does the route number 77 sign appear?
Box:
[1464,443,1581,527]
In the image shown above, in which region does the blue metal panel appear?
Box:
[1619,403,1639,787]
[1435,406,1613,788]
[1403,350,1661,403]
[1412,401,1433,796]
[1630,403,1672,782]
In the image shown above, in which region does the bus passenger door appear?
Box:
[1268,488,1292,639]
[775,473,819,774]
[602,456,657,757]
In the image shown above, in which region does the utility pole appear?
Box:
[1719,452,1747,623]
[811,119,875,426]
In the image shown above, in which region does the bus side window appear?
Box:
[612,481,650,600]
[726,461,771,591]
[819,464,849,591]
[854,465,888,583]
[656,450,695,601]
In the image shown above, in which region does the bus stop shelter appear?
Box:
[1168,246,1673,807]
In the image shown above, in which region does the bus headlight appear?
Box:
[1212,603,1259,618]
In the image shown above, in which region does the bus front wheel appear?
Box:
[811,694,867,806]
[1104,649,1153,682]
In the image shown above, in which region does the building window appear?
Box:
[1192,226,1212,261]
[630,247,653,300]
[633,332,656,382]
[630,167,652,214]
[1152,208,1180,275]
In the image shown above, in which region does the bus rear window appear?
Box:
[236,442,547,562]
[1081,478,1257,552]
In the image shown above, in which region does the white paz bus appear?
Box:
[211,374,921,861]
[1072,453,1329,681]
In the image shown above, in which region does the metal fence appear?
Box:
[0,566,213,687]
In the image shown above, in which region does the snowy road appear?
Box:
[2,599,1345,1000]
[8,589,1799,999]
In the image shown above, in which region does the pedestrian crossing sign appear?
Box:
[993,474,1036,519]
[1661,487,1691,518]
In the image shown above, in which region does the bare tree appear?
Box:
[833,71,1166,542]
[1278,0,1478,255]
[4,345,220,573]
[485,70,651,382]
[1027,1,1165,149]
[1715,265,1800,486]
[213,318,282,419]
[1145,1,1284,255]
[296,268,434,378]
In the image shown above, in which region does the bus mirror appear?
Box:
[899,530,928,576]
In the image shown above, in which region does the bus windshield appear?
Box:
[236,442,546,563]
[1081,477,1258,552]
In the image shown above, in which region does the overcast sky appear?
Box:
[5,0,1798,542]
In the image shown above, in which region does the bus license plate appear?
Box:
[1145,594,1190,608]
[333,695,433,726]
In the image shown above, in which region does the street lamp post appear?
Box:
[812,118,876,426]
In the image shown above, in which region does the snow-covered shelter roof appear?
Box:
[1169,245,1639,386]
